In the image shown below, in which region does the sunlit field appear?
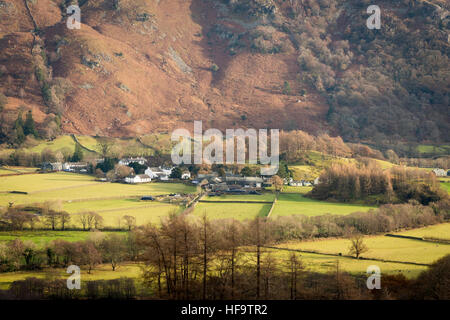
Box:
[270,193,375,217]
[0,172,197,207]
[276,234,450,265]
[395,223,450,240]
[192,202,272,220]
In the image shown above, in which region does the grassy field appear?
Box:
[395,223,450,240]
[260,249,427,279]
[416,144,450,155]
[440,182,450,193]
[0,172,197,207]
[70,202,183,228]
[0,230,124,246]
[276,234,450,265]
[202,193,275,202]
[0,263,142,290]
[192,202,272,220]
[270,193,375,217]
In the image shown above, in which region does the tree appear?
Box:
[287,253,303,300]
[0,92,7,112]
[270,175,283,192]
[283,81,291,95]
[122,215,136,231]
[59,212,71,230]
[115,164,133,180]
[97,138,112,158]
[13,112,25,145]
[23,110,38,137]
[71,143,83,162]
[101,234,127,271]
[348,234,369,259]
[240,166,254,177]
[128,161,146,174]
[43,211,60,231]
[170,167,182,179]
[78,241,102,274]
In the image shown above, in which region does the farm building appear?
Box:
[225,177,263,189]
[41,162,63,171]
[119,157,147,166]
[181,171,191,179]
[145,166,173,180]
[125,174,152,184]
[63,162,89,172]
[432,168,447,177]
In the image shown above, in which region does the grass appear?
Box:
[202,193,275,202]
[260,249,427,279]
[0,263,142,290]
[26,135,77,154]
[395,223,450,240]
[416,144,450,155]
[72,203,183,228]
[192,202,272,220]
[0,230,124,246]
[270,193,375,217]
[276,234,450,265]
[440,182,450,193]
[0,172,197,207]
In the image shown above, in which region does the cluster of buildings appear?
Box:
[432,168,449,177]
[41,162,90,173]
[42,157,322,189]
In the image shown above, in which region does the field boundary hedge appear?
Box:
[385,234,450,245]
[199,200,273,204]
[266,195,278,218]
[264,246,431,267]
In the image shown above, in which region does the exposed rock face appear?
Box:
[0,0,448,143]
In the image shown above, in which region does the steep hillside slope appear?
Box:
[0,0,448,145]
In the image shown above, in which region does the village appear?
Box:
[40,156,324,196]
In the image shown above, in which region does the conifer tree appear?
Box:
[24,110,38,137]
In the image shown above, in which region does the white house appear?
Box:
[63,162,89,172]
[119,157,147,166]
[314,177,320,185]
[145,167,162,179]
[289,180,303,187]
[181,171,191,180]
[432,168,447,177]
[125,174,151,184]
[145,166,174,180]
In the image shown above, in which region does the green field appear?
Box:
[0,172,197,207]
[440,182,450,193]
[270,193,375,217]
[396,223,450,240]
[277,234,450,265]
[260,249,427,279]
[202,193,275,202]
[0,172,197,228]
[67,202,182,228]
[0,263,142,290]
[416,144,450,155]
[0,230,123,246]
[192,202,272,220]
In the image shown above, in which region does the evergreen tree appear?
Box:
[24,110,38,137]
[71,143,84,162]
[13,112,25,144]
[170,166,182,179]
[15,125,25,145]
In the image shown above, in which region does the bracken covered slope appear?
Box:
[0,0,448,143]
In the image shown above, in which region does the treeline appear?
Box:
[309,162,448,204]
[0,211,449,300]
[0,203,140,232]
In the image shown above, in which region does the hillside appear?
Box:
[0,0,448,146]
